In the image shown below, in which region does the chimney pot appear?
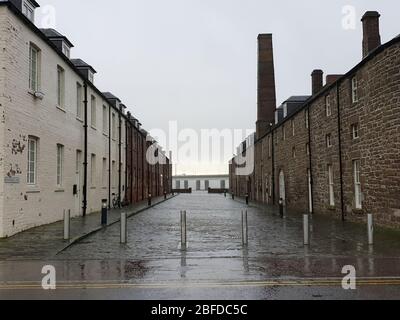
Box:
[311,69,323,95]
[362,11,381,58]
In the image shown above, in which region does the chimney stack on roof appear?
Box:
[256,34,277,139]
[311,69,323,95]
[362,11,381,58]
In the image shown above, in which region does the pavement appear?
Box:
[0,195,175,260]
[1,192,400,300]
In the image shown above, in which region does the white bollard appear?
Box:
[120,212,127,244]
[181,211,187,249]
[303,214,310,246]
[63,209,70,240]
[242,210,248,246]
[368,214,374,245]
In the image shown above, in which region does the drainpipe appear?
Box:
[307,106,314,214]
[108,105,111,209]
[82,82,88,217]
[118,105,122,207]
[336,84,345,221]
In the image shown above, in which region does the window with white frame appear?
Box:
[283,104,288,118]
[305,109,309,129]
[88,70,94,83]
[57,65,65,108]
[326,134,332,148]
[352,77,358,103]
[56,144,64,187]
[91,95,96,128]
[91,154,96,187]
[76,83,83,119]
[352,123,359,140]
[29,44,40,91]
[328,164,335,206]
[326,95,332,117]
[102,158,107,187]
[291,119,295,136]
[306,143,310,156]
[282,125,286,141]
[27,136,38,185]
[354,160,362,209]
[112,113,116,139]
[268,135,272,158]
[22,1,35,22]
[103,105,108,134]
[292,146,296,159]
[62,43,70,58]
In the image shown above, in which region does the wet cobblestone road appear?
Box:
[1,192,400,299]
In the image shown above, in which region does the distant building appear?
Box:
[173,175,229,191]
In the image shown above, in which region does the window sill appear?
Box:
[76,117,83,123]
[91,126,97,131]
[327,205,336,211]
[90,187,96,190]
[26,188,40,194]
[56,106,66,113]
[353,208,363,214]
[102,187,107,190]
[55,189,65,193]
[103,132,109,137]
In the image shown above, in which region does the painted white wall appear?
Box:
[0,6,126,238]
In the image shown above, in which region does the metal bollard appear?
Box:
[63,209,70,240]
[164,191,167,200]
[232,193,235,200]
[120,212,127,244]
[101,199,108,226]
[279,198,284,218]
[242,210,248,246]
[245,194,249,205]
[180,210,187,249]
[368,214,374,245]
[303,214,310,246]
[148,194,152,206]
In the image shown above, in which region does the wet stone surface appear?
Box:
[1,192,400,299]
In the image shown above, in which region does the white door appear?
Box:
[75,150,82,216]
[279,170,286,203]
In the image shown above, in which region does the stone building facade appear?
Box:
[0,0,171,238]
[230,11,400,228]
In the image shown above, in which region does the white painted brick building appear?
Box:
[0,1,135,238]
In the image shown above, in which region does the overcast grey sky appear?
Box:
[37,0,399,174]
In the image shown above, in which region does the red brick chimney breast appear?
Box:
[256,34,277,139]
[362,11,381,58]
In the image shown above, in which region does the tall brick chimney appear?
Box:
[311,69,323,95]
[362,11,381,58]
[256,34,276,139]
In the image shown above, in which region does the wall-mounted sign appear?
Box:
[5,176,20,184]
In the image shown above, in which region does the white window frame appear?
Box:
[328,165,335,206]
[305,109,309,129]
[103,105,108,134]
[27,137,38,185]
[354,160,362,209]
[29,44,40,92]
[102,158,107,187]
[292,147,296,159]
[306,143,310,156]
[76,83,83,119]
[283,104,288,118]
[326,134,332,148]
[352,123,359,140]
[57,65,65,108]
[22,1,35,21]
[326,95,332,117]
[352,77,358,103]
[291,119,295,136]
[91,95,97,128]
[56,144,64,187]
[62,43,70,58]
[91,154,96,187]
[88,70,94,83]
